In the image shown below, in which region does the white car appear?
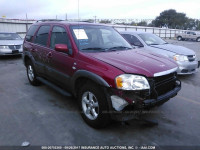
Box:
[120,31,200,75]
[0,32,23,55]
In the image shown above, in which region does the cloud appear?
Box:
[0,0,199,20]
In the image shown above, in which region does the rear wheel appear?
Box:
[78,82,110,128]
[177,36,182,41]
[26,61,40,86]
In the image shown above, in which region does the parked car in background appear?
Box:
[23,21,181,128]
[175,31,200,42]
[120,31,200,75]
[0,32,23,55]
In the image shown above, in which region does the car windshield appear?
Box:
[70,25,132,52]
[138,33,167,45]
[0,33,22,40]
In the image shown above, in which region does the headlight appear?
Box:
[173,55,188,62]
[115,74,150,90]
[0,45,9,49]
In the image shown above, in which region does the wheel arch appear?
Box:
[23,52,36,67]
[24,55,31,67]
[71,70,110,96]
[196,37,200,41]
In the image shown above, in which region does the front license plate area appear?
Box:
[12,50,19,54]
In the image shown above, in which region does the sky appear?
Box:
[0,0,200,21]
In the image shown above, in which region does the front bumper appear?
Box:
[108,78,181,121]
[143,81,181,108]
[0,49,22,55]
[176,60,199,74]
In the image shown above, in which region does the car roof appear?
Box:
[33,21,109,27]
[120,31,150,35]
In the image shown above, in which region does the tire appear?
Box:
[78,82,110,128]
[196,37,200,42]
[177,36,182,41]
[26,60,40,86]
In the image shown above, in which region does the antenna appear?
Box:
[94,16,97,23]
[26,13,28,32]
[78,0,79,21]
[65,13,68,21]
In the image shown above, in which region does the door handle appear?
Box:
[47,52,52,58]
[30,48,37,52]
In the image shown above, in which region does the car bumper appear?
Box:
[143,82,181,108]
[176,60,199,74]
[108,79,181,121]
[0,49,22,55]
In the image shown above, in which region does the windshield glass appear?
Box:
[138,33,167,45]
[0,33,22,40]
[70,25,132,52]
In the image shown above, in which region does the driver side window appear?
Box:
[50,26,72,51]
[122,34,143,46]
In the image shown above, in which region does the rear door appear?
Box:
[32,25,51,76]
[44,25,75,90]
[186,32,191,39]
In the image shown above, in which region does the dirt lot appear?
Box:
[0,40,200,148]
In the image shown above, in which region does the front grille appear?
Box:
[8,45,21,50]
[148,72,177,98]
[187,55,195,62]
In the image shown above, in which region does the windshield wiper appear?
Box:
[107,46,132,51]
[149,43,159,45]
[81,47,105,51]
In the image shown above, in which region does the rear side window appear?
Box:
[50,26,72,51]
[25,25,38,42]
[34,25,50,46]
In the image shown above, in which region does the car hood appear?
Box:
[0,40,23,45]
[150,44,195,55]
[85,50,178,77]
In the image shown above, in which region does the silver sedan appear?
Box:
[120,31,199,75]
[0,32,23,55]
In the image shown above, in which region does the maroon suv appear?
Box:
[23,21,181,128]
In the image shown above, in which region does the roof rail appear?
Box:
[78,20,94,23]
[36,19,64,23]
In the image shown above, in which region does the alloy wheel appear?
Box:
[82,91,99,120]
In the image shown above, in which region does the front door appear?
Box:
[45,25,75,90]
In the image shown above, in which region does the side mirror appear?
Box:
[133,42,144,47]
[55,44,69,53]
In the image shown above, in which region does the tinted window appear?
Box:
[34,25,50,46]
[25,25,38,42]
[122,34,142,45]
[50,26,72,51]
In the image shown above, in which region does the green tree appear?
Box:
[99,19,111,24]
[153,9,188,29]
[130,21,137,26]
[137,21,148,26]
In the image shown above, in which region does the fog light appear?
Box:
[111,95,128,111]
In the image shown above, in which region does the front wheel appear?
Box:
[196,37,200,42]
[78,82,110,128]
[177,36,182,41]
